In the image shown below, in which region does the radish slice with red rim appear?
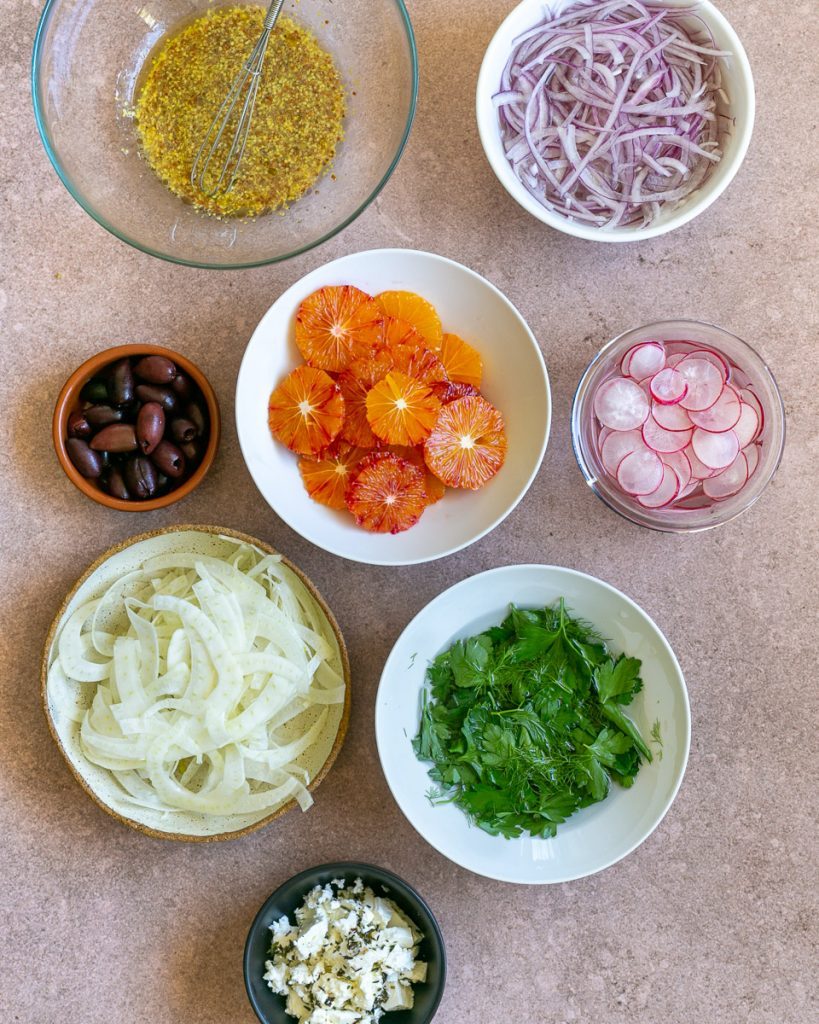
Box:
[652,400,693,431]
[687,348,730,382]
[675,479,699,501]
[616,449,664,496]
[666,352,687,368]
[703,452,749,500]
[675,493,714,510]
[624,343,665,380]
[677,357,725,411]
[684,443,717,480]
[691,427,740,470]
[739,388,764,438]
[650,368,688,405]
[732,402,760,448]
[642,415,692,453]
[744,443,760,478]
[593,377,650,431]
[600,428,647,476]
[662,449,692,490]
[688,386,742,431]
[637,465,680,509]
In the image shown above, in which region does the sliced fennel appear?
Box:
[47,540,345,820]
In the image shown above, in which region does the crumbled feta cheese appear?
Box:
[263,878,427,1024]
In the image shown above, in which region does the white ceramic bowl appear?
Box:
[236,249,551,566]
[375,565,690,883]
[476,0,755,243]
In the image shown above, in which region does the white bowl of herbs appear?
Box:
[375,564,690,883]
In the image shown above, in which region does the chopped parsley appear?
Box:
[412,600,652,840]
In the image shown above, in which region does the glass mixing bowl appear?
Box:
[32,0,417,269]
[572,321,785,533]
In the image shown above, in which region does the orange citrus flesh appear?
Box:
[299,442,366,509]
[375,291,443,349]
[390,344,448,386]
[268,365,345,456]
[338,353,393,448]
[390,446,447,505]
[366,371,441,446]
[432,380,481,404]
[424,395,507,490]
[439,333,483,387]
[345,451,427,534]
[295,285,383,372]
[378,316,424,352]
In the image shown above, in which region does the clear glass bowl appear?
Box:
[32,0,417,269]
[572,321,785,532]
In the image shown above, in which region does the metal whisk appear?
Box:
[191,0,285,197]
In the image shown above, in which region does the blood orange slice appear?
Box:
[390,344,448,386]
[378,316,424,352]
[439,333,483,387]
[267,365,345,456]
[432,380,481,404]
[295,285,382,372]
[299,442,366,509]
[424,395,507,490]
[366,371,441,446]
[375,291,443,348]
[390,446,447,505]
[345,451,427,533]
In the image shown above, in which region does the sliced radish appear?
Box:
[600,428,647,476]
[744,443,760,478]
[637,465,680,508]
[684,443,717,480]
[624,342,665,380]
[691,427,740,470]
[662,449,692,490]
[666,352,687,368]
[739,388,764,438]
[617,449,664,496]
[652,400,693,431]
[677,357,724,411]
[642,415,692,453]
[676,479,699,500]
[594,377,650,430]
[597,425,614,448]
[703,452,749,500]
[687,386,741,432]
[675,493,714,510]
[650,368,688,405]
[688,348,730,382]
[732,403,760,449]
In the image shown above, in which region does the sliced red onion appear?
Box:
[495,1,730,230]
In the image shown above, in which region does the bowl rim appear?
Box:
[375,563,691,884]
[40,524,352,842]
[52,343,222,511]
[31,0,419,270]
[236,247,552,566]
[243,860,447,1024]
[475,0,756,243]
[570,318,787,533]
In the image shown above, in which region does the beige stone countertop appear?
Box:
[1,1,817,1022]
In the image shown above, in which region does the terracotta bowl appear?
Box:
[41,525,351,841]
[52,343,221,511]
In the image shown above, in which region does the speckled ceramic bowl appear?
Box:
[41,525,351,841]
[244,862,446,1024]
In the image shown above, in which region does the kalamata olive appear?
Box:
[171,372,194,401]
[67,411,92,439]
[170,417,197,444]
[186,401,207,437]
[135,384,178,413]
[90,423,138,453]
[80,377,109,403]
[85,404,123,427]
[136,402,165,455]
[180,440,201,464]
[66,438,103,478]
[104,468,130,500]
[108,358,135,404]
[124,456,158,499]
[133,355,177,385]
[150,440,186,478]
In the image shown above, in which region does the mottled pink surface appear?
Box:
[1,1,817,1022]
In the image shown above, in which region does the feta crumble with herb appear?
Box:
[264,877,427,1023]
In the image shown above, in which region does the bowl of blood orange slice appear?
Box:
[236,249,550,565]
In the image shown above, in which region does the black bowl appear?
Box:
[244,862,446,1024]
